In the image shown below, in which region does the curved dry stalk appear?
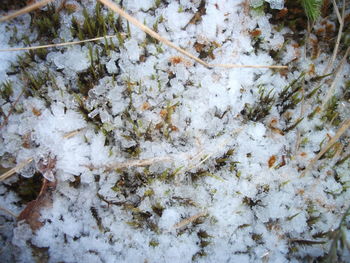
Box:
[0,35,118,52]
[0,89,24,129]
[209,63,287,69]
[87,156,173,171]
[0,158,34,182]
[97,0,287,70]
[301,119,350,177]
[320,47,350,112]
[0,0,55,22]
[0,206,18,218]
[323,0,346,74]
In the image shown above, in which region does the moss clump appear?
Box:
[242,86,275,122]
[31,4,60,40]
[71,3,119,40]
[1,80,13,101]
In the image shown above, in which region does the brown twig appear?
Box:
[0,0,55,22]
[0,90,24,129]
[301,119,350,177]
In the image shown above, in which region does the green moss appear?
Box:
[321,96,342,126]
[77,45,107,96]
[300,0,322,21]
[242,85,275,122]
[149,240,159,247]
[283,117,304,133]
[71,3,119,40]
[277,72,305,114]
[151,202,164,217]
[31,4,60,40]
[1,80,13,101]
[5,172,42,205]
[90,206,105,232]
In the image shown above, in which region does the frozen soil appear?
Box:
[0,0,350,262]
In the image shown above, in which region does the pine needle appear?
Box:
[0,0,55,22]
[300,0,323,21]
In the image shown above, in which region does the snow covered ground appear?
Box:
[0,0,349,262]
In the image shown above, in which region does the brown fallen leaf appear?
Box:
[268,155,277,168]
[17,178,56,231]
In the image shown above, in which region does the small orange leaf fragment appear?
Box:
[300,152,307,157]
[31,107,41,116]
[268,155,277,168]
[141,102,150,111]
[249,29,261,38]
[160,109,167,119]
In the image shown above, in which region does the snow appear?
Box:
[0,0,349,262]
[51,45,90,72]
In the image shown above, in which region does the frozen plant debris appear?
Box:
[0,0,350,262]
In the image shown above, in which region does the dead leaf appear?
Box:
[17,178,56,231]
[268,155,277,168]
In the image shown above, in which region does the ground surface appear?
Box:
[0,0,350,262]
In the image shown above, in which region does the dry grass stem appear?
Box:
[0,158,34,182]
[172,212,207,229]
[321,47,350,112]
[323,0,346,74]
[301,119,350,177]
[0,206,18,218]
[0,35,118,52]
[97,156,173,171]
[0,0,54,22]
[97,0,287,70]
[208,63,287,69]
[0,90,24,129]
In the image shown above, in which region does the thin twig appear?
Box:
[0,206,18,218]
[321,47,350,112]
[0,90,24,129]
[332,0,343,23]
[301,119,350,177]
[323,0,346,74]
[0,0,55,22]
[0,158,34,182]
[208,63,287,69]
[88,156,173,171]
[0,35,118,52]
[97,0,287,70]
